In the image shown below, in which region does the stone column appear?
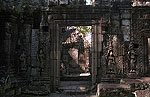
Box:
[52,22,58,91]
[49,18,60,91]
[49,16,55,91]
[97,21,103,82]
[91,25,95,86]
[91,22,98,85]
[56,24,61,89]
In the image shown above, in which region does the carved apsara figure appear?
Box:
[19,50,27,70]
[37,48,45,75]
[128,49,136,72]
[107,50,116,73]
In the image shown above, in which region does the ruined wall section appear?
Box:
[117,7,131,75]
[132,7,150,75]
[0,7,51,95]
[0,10,20,95]
[100,5,132,77]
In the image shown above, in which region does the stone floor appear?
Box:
[48,73,96,97]
[17,80,96,97]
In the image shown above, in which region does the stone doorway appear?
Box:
[49,18,104,91]
[48,5,107,91]
[59,26,92,94]
[60,26,91,76]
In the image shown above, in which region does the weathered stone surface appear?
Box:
[1,0,150,96]
[97,83,132,97]
[134,89,150,97]
[121,77,150,91]
[97,77,150,97]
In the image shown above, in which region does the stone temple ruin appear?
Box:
[0,0,150,97]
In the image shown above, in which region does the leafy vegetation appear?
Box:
[76,26,91,37]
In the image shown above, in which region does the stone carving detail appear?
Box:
[103,31,126,75]
[132,10,150,74]
[101,53,107,75]
[19,49,27,70]
[128,42,137,73]
[106,50,116,73]
[37,47,45,75]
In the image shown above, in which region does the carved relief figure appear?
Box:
[101,52,107,75]
[19,50,27,70]
[37,48,45,75]
[107,50,116,73]
[128,49,136,72]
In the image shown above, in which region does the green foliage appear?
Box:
[77,26,91,36]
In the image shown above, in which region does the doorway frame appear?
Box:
[49,19,102,90]
[59,25,92,77]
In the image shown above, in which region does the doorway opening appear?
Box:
[60,26,92,79]
[58,26,92,94]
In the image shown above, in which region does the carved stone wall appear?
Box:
[0,10,19,96]
[1,1,150,95]
[132,7,150,75]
